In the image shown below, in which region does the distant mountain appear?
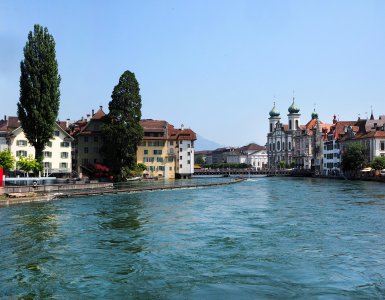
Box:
[195,135,223,151]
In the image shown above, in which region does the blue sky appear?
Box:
[1,0,385,146]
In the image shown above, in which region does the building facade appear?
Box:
[267,99,300,169]
[0,116,73,177]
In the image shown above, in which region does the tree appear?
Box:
[341,143,366,177]
[278,161,286,169]
[371,156,385,170]
[0,149,16,171]
[17,155,42,176]
[18,24,61,164]
[101,71,143,181]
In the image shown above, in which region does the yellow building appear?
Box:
[137,120,196,179]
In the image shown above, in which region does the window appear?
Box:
[43,151,52,158]
[54,130,60,136]
[381,141,385,151]
[295,120,299,129]
[170,141,174,146]
[94,136,99,142]
[187,152,191,156]
[169,167,172,171]
[289,120,292,130]
[144,149,148,155]
[157,157,163,162]
[44,162,52,168]
[60,162,68,169]
[16,150,27,157]
[288,142,291,150]
[180,164,182,168]
[282,142,285,151]
[179,148,182,152]
[153,150,162,155]
[187,160,191,164]
[180,141,183,145]
[187,143,191,148]
[277,141,280,151]
[45,141,52,147]
[84,147,89,154]
[84,136,88,142]
[82,158,89,165]
[61,152,69,158]
[270,123,273,133]
[168,157,174,162]
[144,157,155,162]
[180,156,182,160]
[61,142,70,147]
[16,140,28,146]
[158,166,164,171]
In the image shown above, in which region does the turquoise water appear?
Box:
[1,177,385,299]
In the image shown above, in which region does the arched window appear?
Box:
[289,120,292,130]
[295,120,299,129]
[289,142,291,150]
[277,141,280,151]
[282,142,285,150]
[270,123,273,133]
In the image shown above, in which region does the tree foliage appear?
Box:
[18,24,61,163]
[341,143,366,176]
[17,155,43,175]
[0,149,16,171]
[101,71,143,181]
[371,156,385,170]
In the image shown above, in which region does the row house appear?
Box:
[320,113,385,175]
[0,116,73,177]
[138,120,196,179]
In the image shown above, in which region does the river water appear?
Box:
[1,177,385,299]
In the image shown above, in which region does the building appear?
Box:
[292,111,332,171]
[267,98,300,169]
[137,120,196,179]
[239,143,268,170]
[69,106,106,177]
[0,116,73,177]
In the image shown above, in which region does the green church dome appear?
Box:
[288,98,300,114]
[269,103,280,118]
[311,109,318,119]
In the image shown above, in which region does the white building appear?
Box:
[172,128,196,179]
[1,116,73,177]
[267,98,300,168]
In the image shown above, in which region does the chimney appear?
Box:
[100,105,103,110]
[92,109,95,116]
[66,118,70,128]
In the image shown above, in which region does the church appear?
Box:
[266,98,300,169]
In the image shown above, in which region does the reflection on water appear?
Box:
[1,177,385,298]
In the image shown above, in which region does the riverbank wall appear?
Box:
[0,178,246,207]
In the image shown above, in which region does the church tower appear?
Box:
[287,97,301,131]
[269,102,281,133]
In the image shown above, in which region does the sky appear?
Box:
[1,0,385,147]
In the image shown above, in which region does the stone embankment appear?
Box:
[0,178,245,206]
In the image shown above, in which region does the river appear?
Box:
[1,177,385,299]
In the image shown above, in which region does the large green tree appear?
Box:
[18,24,61,164]
[101,71,143,181]
[341,143,366,177]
